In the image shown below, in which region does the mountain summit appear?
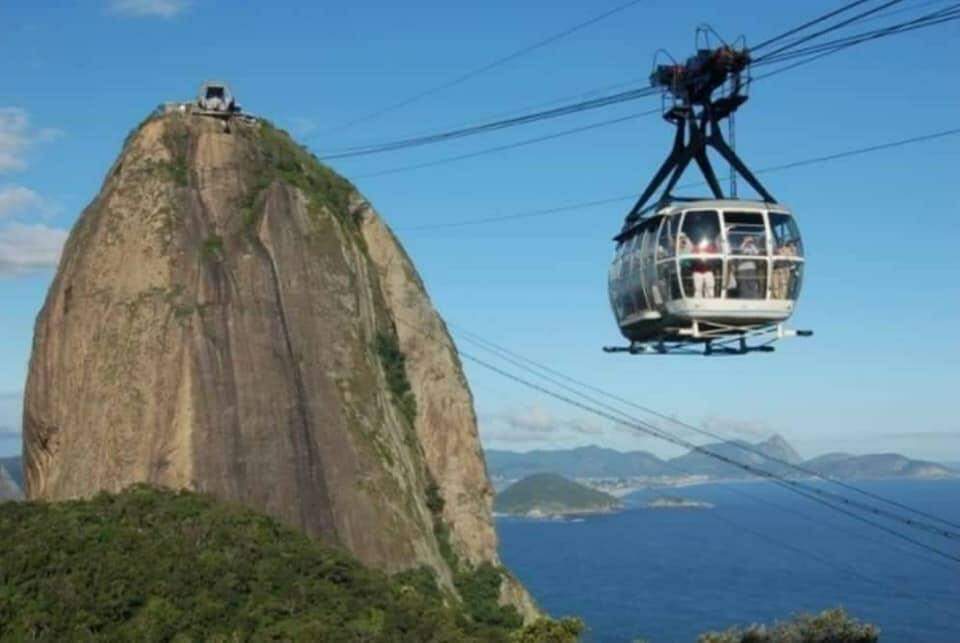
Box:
[22,109,533,614]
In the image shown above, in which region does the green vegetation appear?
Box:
[455,562,524,631]
[422,476,543,638]
[375,331,418,426]
[0,486,580,642]
[253,121,356,224]
[697,608,879,643]
[515,619,587,643]
[201,234,224,260]
[495,473,621,516]
[160,118,190,187]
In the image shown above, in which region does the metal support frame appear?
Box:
[626,103,775,222]
[603,322,813,357]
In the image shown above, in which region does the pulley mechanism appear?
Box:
[625,35,775,228]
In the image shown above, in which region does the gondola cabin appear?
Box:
[608,200,804,348]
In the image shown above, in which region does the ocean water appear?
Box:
[496,479,960,643]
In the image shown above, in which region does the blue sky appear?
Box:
[1,0,958,461]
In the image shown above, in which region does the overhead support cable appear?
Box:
[750,0,877,51]
[335,7,958,172]
[316,0,955,165]
[394,127,960,231]
[318,87,661,160]
[383,313,960,611]
[453,331,960,542]
[353,109,659,179]
[752,0,907,62]
[319,0,650,135]
[453,348,960,564]
[454,326,960,534]
[753,4,960,67]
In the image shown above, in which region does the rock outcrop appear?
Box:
[23,110,534,616]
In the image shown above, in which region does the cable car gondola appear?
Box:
[606,32,812,356]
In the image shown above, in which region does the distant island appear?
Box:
[495,473,622,518]
[645,496,713,509]
[485,435,957,495]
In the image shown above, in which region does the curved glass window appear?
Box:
[726,258,768,299]
[659,260,682,301]
[625,250,645,312]
[770,212,803,257]
[723,211,767,256]
[657,214,680,259]
[772,260,803,300]
[679,210,721,255]
[680,259,722,299]
[640,217,663,307]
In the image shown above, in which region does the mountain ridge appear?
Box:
[485,434,955,483]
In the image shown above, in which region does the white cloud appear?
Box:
[701,416,774,440]
[0,223,68,276]
[0,108,60,173]
[0,186,45,219]
[110,0,189,18]
[498,404,556,434]
[481,404,610,445]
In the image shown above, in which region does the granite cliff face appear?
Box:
[23,110,533,615]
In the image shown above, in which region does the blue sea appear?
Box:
[497,479,960,643]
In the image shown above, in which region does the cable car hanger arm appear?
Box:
[624,41,777,227]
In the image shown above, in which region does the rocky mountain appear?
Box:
[486,435,956,483]
[22,109,533,616]
[495,473,621,517]
[668,434,802,479]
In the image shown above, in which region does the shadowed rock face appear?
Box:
[23,112,534,615]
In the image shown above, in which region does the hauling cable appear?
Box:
[353,109,659,179]
[318,86,660,160]
[378,316,960,611]
[452,331,960,542]
[750,0,878,51]
[453,347,960,564]
[751,0,907,62]
[753,4,960,66]
[454,326,960,534]
[320,0,651,135]
[393,127,960,231]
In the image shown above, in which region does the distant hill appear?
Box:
[668,434,802,479]
[495,473,621,517]
[806,453,954,479]
[486,446,669,480]
[486,435,957,483]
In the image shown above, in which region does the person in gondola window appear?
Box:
[736,236,762,298]
[692,235,718,298]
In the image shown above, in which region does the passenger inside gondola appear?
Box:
[735,235,763,298]
[679,211,721,298]
[770,212,803,257]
